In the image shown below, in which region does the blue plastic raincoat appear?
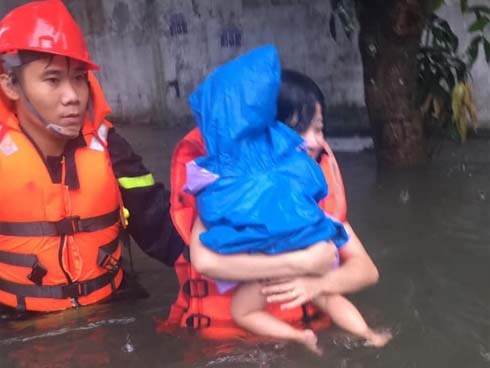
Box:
[187,45,347,255]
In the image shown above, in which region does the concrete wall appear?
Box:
[1,0,489,130]
[68,0,366,131]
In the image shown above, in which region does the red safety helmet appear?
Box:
[0,0,98,70]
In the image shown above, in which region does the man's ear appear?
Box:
[0,74,20,101]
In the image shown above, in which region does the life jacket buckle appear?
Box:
[99,253,120,274]
[62,282,84,298]
[55,216,81,235]
[182,279,208,298]
[27,262,47,286]
[185,313,211,329]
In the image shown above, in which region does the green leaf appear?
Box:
[467,36,482,65]
[438,19,459,52]
[484,38,490,63]
[432,27,452,51]
[468,6,490,15]
[460,0,468,13]
[451,58,468,81]
[468,16,490,32]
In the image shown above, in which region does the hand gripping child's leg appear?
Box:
[231,281,323,355]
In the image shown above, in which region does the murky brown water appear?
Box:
[1,127,488,368]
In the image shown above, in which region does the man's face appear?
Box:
[17,55,89,139]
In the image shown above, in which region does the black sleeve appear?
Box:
[107,128,184,267]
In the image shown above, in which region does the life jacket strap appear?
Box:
[0,269,119,300]
[96,237,121,274]
[185,313,211,329]
[0,209,120,236]
[0,251,47,285]
[182,246,190,262]
[301,304,323,325]
[182,278,209,298]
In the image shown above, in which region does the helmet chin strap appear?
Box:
[45,123,79,139]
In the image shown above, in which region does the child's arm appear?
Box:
[189,217,337,281]
[261,223,379,309]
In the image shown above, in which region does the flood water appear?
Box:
[1,127,488,368]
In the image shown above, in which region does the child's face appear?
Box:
[300,102,325,161]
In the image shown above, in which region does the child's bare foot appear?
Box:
[363,329,392,347]
[297,329,323,355]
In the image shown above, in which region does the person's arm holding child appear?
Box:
[190,216,338,280]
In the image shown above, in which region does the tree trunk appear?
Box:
[358,0,428,168]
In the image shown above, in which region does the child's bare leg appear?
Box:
[313,294,392,347]
[231,281,322,355]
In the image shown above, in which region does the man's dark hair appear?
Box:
[1,51,56,83]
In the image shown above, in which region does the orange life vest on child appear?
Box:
[0,73,124,312]
[163,127,347,339]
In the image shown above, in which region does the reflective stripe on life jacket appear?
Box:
[164,128,348,339]
[0,72,124,312]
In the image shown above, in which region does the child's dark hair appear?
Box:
[277,69,325,133]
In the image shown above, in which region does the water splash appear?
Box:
[0,317,136,346]
[202,343,287,368]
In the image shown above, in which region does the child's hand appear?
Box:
[261,276,323,309]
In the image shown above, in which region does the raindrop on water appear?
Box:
[399,189,410,204]
[368,43,377,56]
[480,349,490,362]
[122,333,135,353]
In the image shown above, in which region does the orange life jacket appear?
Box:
[163,127,347,339]
[0,73,124,312]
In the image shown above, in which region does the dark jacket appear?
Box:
[108,128,184,267]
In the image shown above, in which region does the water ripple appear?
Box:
[0,317,136,346]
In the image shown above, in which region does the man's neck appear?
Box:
[17,113,67,157]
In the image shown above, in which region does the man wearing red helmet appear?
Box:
[0,0,329,315]
[0,0,184,312]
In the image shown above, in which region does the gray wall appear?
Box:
[1,0,489,130]
[69,0,366,131]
